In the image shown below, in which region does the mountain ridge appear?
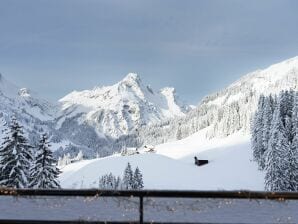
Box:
[1,56,298,159]
[137,56,298,147]
[57,73,190,138]
[0,72,191,158]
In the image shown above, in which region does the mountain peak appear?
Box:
[160,87,175,95]
[18,88,31,97]
[59,72,189,138]
[120,73,141,85]
[124,72,139,80]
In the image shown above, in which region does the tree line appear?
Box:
[0,117,60,189]
[251,90,298,191]
[99,162,144,190]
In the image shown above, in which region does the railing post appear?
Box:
[139,196,144,224]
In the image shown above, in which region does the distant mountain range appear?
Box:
[1,56,298,159]
[0,72,190,158]
[58,73,190,138]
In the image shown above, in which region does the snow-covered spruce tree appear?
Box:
[99,173,121,190]
[0,117,33,188]
[260,95,275,169]
[176,123,183,140]
[133,167,144,190]
[287,137,298,191]
[279,90,295,142]
[75,150,84,161]
[289,92,298,191]
[253,91,298,191]
[58,153,71,167]
[264,104,290,191]
[29,133,61,189]
[122,162,134,190]
[273,90,297,191]
[251,95,266,169]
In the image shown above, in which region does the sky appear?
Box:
[1,0,298,104]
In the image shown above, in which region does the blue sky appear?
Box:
[1,0,298,104]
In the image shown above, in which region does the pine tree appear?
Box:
[58,153,71,167]
[0,117,33,188]
[288,92,298,191]
[292,92,298,135]
[264,105,289,191]
[99,173,121,190]
[176,123,182,140]
[260,96,274,169]
[254,91,298,191]
[279,90,294,140]
[251,95,266,169]
[75,150,84,161]
[133,167,144,190]
[287,137,298,191]
[115,176,121,190]
[29,133,61,189]
[123,162,133,190]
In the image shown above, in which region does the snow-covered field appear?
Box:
[60,128,265,191]
[52,135,298,223]
[2,130,294,224]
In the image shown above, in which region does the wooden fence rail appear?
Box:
[0,189,297,224]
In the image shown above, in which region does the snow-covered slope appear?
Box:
[58,73,190,138]
[0,74,56,121]
[60,57,298,190]
[0,74,58,139]
[201,56,298,137]
[139,56,298,147]
[60,129,264,190]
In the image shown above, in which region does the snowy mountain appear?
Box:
[0,73,57,140]
[201,56,298,137]
[138,56,298,146]
[57,73,190,138]
[0,72,190,158]
[1,56,298,160]
[0,74,56,121]
[61,57,298,190]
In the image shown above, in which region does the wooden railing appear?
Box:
[0,189,297,224]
